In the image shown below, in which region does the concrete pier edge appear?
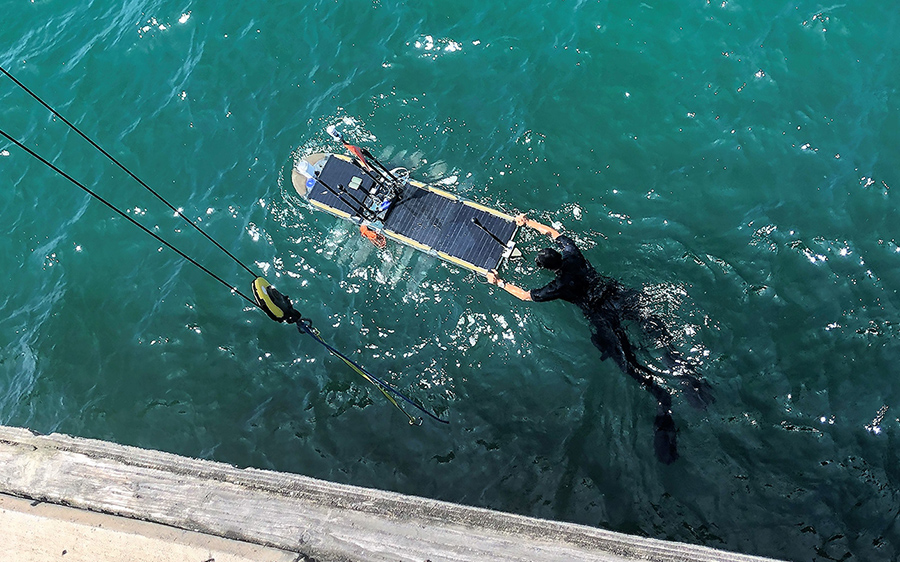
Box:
[0,425,783,562]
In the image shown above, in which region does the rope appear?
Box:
[297,322,449,425]
[2,67,449,425]
[0,64,257,278]
[0,127,259,308]
[2,125,448,423]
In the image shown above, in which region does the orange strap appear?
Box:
[347,144,372,171]
[360,225,387,249]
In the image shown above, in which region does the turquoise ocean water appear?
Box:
[2,1,898,559]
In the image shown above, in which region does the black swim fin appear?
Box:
[653,411,679,465]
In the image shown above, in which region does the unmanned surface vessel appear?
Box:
[292,128,522,276]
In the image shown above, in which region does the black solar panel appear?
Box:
[308,155,516,272]
[384,193,515,270]
[309,156,377,219]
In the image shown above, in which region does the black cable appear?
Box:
[1,70,449,424]
[0,127,259,308]
[298,322,448,425]
[0,64,257,278]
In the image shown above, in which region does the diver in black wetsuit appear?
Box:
[487,215,712,464]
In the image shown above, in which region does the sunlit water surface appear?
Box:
[2,2,899,560]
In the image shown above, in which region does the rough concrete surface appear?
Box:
[0,426,784,562]
[0,494,298,562]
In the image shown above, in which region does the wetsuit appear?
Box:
[530,235,680,463]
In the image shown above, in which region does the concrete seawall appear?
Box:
[0,425,783,562]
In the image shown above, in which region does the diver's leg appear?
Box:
[615,289,689,372]
[590,325,621,365]
[631,304,716,409]
[590,321,671,405]
[591,317,679,463]
[613,325,673,410]
[614,326,679,463]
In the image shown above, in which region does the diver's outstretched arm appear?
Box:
[515,214,560,239]
[486,270,532,301]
